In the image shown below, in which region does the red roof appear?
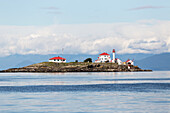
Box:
[99,52,110,56]
[49,57,66,60]
[126,59,132,62]
[112,49,115,53]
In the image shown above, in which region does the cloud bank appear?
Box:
[0,20,170,56]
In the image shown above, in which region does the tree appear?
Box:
[84,58,92,63]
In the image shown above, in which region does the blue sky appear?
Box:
[0,0,170,25]
[0,0,170,56]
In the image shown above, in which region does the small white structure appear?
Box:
[126,59,134,65]
[112,49,115,63]
[49,56,66,63]
[95,52,111,63]
[115,58,122,65]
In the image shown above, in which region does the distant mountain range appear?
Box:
[0,53,169,71]
[135,53,170,70]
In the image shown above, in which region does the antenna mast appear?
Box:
[62,48,64,57]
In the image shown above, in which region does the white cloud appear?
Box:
[0,20,170,56]
[128,39,167,53]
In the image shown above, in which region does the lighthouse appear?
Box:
[112,49,115,63]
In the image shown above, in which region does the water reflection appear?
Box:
[0,71,170,113]
[0,71,169,86]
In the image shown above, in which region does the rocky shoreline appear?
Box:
[0,62,152,73]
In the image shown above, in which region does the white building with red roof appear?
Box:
[126,59,134,65]
[95,52,111,63]
[49,56,66,63]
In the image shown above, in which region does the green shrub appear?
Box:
[84,58,92,62]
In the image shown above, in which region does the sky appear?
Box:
[0,0,170,56]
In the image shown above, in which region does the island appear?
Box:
[0,62,152,73]
[0,49,153,73]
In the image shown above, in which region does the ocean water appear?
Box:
[0,71,170,113]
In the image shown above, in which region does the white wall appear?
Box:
[112,52,115,63]
[116,59,122,65]
[49,59,66,63]
[126,60,134,65]
[98,55,111,63]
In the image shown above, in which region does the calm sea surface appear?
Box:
[0,71,170,113]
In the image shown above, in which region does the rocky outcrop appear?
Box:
[0,62,152,73]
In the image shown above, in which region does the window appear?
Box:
[54,59,56,61]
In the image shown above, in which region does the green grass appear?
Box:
[29,62,118,68]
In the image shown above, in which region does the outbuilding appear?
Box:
[126,59,134,65]
[49,56,66,63]
[115,58,122,65]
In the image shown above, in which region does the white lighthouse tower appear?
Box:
[112,49,115,63]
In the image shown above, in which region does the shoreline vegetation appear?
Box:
[0,62,152,73]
